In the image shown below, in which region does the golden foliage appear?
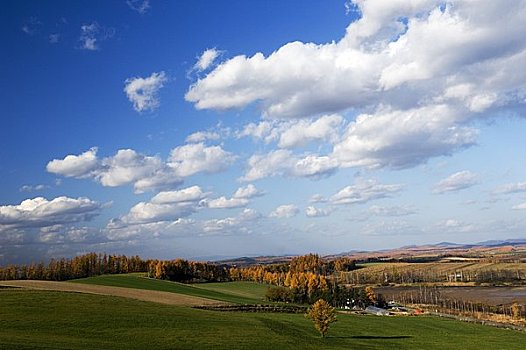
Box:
[305,299,337,337]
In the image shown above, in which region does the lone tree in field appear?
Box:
[305,299,337,337]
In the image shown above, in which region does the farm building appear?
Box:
[365,306,390,316]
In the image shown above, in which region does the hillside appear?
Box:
[1,288,525,350]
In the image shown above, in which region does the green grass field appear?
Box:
[72,274,266,304]
[1,289,525,350]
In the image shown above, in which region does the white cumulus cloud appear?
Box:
[332,105,477,169]
[269,204,299,218]
[47,144,236,193]
[185,131,221,143]
[206,197,249,209]
[186,0,526,168]
[241,150,338,181]
[194,48,220,71]
[151,186,207,204]
[233,184,264,199]
[0,196,102,230]
[305,206,332,218]
[277,114,344,148]
[168,143,236,177]
[124,71,167,112]
[116,186,207,226]
[47,147,99,178]
[330,179,403,205]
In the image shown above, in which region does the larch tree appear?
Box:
[365,286,377,305]
[305,299,337,337]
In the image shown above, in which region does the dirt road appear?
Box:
[0,280,225,306]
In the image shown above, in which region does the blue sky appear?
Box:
[1,0,526,264]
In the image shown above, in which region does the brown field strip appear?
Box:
[0,280,226,306]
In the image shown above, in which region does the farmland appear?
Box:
[375,286,526,306]
[1,287,526,350]
[340,261,526,285]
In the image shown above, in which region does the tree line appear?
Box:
[0,253,147,281]
[339,266,525,285]
[147,259,230,283]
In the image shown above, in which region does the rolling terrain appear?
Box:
[1,286,525,350]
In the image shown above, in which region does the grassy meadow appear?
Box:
[1,284,525,350]
[72,274,266,304]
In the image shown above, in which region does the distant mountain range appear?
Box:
[213,238,526,265]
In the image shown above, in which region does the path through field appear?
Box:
[0,280,225,306]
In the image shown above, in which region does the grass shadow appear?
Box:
[330,335,412,339]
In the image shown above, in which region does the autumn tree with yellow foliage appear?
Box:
[305,299,337,337]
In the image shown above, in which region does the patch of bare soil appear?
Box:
[0,280,226,306]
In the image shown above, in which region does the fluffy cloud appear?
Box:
[332,105,477,169]
[117,186,207,225]
[38,226,105,245]
[119,202,197,225]
[309,194,327,203]
[107,204,262,240]
[124,71,167,112]
[204,184,263,209]
[433,170,478,194]
[187,1,526,116]
[330,179,403,205]
[47,147,99,178]
[237,115,344,149]
[305,206,332,218]
[168,143,236,177]
[241,150,338,181]
[151,186,206,204]
[107,185,262,237]
[237,121,276,142]
[240,150,291,181]
[233,184,264,199]
[202,208,261,233]
[132,171,183,194]
[206,197,249,209]
[186,1,526,168]
[269,204,299,218]
[47,145,235,193]
[194,48,220,71]
[97,149,164,187]
[185,131,221,143]
[277,114,344,148]
[0,196,102,230]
